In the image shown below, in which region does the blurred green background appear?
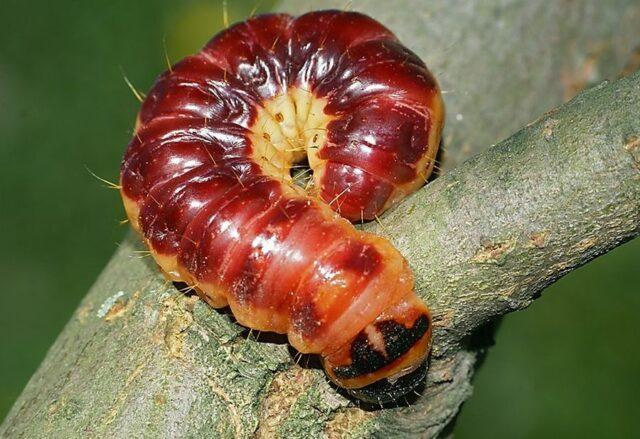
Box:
[0,1,638,437]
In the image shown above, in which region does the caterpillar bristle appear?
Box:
[162,36,173,73]
[85,166,122,190]
[249,0,264,19]
[222,0,229,28]
[120,67,145,102]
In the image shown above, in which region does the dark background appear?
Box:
[1,1,638,437]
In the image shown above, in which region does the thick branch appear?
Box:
[2,2,640,438]
[364,70,640,436]
[3,67,638,439]
[368,71,640,355]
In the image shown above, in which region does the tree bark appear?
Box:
[2,1,640,438]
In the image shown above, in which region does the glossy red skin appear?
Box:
[123,10,440,218]
[120,10,440,388]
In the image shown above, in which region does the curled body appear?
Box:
[120,10,444,402]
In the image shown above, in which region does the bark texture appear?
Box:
[2,1,640,438]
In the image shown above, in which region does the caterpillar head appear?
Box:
[321,293,432,403]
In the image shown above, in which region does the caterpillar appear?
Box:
[120,10,444,403]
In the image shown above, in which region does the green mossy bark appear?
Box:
[2,1,640,438]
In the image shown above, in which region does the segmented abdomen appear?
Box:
[120,10,443,396]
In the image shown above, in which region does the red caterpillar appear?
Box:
[120,10,444,403]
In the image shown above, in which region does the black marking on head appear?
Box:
[346,360,428,405]
[332,314,430,379]
[333,331,387,379]
[377,315,430,360]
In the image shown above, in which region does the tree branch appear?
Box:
[2,2,639,438]
[363,70,640,437]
